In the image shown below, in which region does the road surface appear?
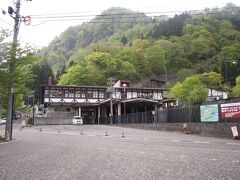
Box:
[0,124,240,180]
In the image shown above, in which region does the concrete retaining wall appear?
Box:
[117,123,240,139]
[34,111,75,125]
[34,117,73,125]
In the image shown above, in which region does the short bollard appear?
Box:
[58,129,61,134]
[39,128,42,132]
[80,130,84,135]
[121,132,125,138]
[105,130,109,136]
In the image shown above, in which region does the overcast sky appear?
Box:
[0,0,239,48]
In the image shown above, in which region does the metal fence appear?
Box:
[157,105,201,123]
[100,103,240,124]
[100,105,201,124]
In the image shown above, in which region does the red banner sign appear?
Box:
[221,103,240,119]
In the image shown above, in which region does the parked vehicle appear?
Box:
[72,116,83,125]
[0,118,6,124]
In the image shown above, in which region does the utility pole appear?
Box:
[107,78,115,125]
[5,0,21,141]
[5,0,32,141]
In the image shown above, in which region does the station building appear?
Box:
[36,79,174,125]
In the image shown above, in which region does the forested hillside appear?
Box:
[38,3,240,86]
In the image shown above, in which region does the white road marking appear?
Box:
[193,141,210,144]
[87,134,96,137]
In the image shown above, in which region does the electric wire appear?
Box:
[29,10,240,26]
[0,17,13,27]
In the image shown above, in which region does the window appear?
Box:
[45,89,49,97]
[64,90,69,97]
[99,92,104,99]
[87,91,93,98]
[75,91,81,98]
[50,90,56,97]
[69,91,74,98]
[82,92,86,98]
[93,91,98,98]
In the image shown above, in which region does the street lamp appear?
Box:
[122,83,127,115]
[107,78,115,125]
[225,60,237,84]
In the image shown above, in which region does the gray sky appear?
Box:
[0,0,239,48]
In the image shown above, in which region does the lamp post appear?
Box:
[225,60,237,85]
[122,83,127,115]
[107,78,115,125]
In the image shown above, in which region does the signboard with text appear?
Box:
[220,102,240,119]
[200,104,219,122]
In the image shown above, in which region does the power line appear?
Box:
[29,10,240,26]
[26,3,240,17]
[0,18,13,27]
[30,10,190,18]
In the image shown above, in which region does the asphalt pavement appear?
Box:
[0,123,240,180]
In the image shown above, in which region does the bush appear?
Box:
[0,135,4,142]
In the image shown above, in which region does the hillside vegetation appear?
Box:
[38,4,240,86]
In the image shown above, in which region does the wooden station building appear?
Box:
[37,80,173,125]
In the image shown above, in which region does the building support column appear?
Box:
[154,105,158,124]
[102,106,107,124]
[98,106,101,125]
[117,103,121,124]
[78,106,81,116]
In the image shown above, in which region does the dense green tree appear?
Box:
[27,62,54,103]
[0,30,38,116]
[38,4,240,88]
[144,45,166,74]
[176,68,196,82]
[149,12,191,38]
[198,72,224,90]
[169,76,208,105]
[232,76,240,97]
[120,36,128,46]
[218,43,240,85]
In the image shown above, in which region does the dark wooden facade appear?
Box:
[41,85,168,106]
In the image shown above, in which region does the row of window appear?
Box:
[44,88,164,99]
[45,90,105,99]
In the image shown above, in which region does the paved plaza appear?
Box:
[0,123,240,180]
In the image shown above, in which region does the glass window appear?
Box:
[82,92,86,98]
[64,90,69,97]
[93,91,98,98]
[45,89,49,97]
[99,92,104,98]
[87,91,93,98]
[75,91,80,98]
[69,91,74,98]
